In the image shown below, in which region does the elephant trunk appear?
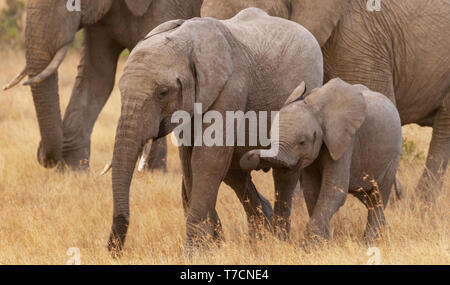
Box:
[24,1,78,168]
[25,16,62,168]
[108,95,149,252]
[240,142,298,171]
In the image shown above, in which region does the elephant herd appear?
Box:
[3,0,449,255]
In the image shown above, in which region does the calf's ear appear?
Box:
[306,78,366,160]
[284,81,307,105]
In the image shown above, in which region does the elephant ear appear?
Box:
[284,81,307,105]
[190,20,234,112]
[290,0,352,47]
[306,78,366,161]
[125,0,153,17]
[144,19,185,40]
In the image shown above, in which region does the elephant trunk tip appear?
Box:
[108,214,130,256]
[240,151,261,171]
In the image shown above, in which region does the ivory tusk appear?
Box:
[2,67,27,91]
[100,161,112,176]
[138,139,153,172]
[23,43,70,86]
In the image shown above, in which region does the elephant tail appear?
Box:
[394,176,404,200]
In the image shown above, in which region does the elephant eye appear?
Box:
[158,87,169,98]
[299,141,305,146]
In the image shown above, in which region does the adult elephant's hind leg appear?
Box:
[416,95,450,203]
[146,137,167,172]
[223,168,273,239]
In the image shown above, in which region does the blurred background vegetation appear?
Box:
[0,0,84,50]
[0,0,26,47]
[0,0,131,55]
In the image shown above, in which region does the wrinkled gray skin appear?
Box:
[16,0,203,170]
[241,79,402,242]
[202,0,450,203]
[109,8,323,252]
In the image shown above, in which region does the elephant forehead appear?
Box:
[127,46,182,72]
[279,105,312,126]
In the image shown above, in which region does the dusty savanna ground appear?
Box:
[0,49,448,265]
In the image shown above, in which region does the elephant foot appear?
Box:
[185,216,224,254]
[414,168,445,205]
[247,203,273,240]
[62,145,90,171]
[212,217,225,244]
[304,219,332,245]
[37,142,61,169]
[363,209,388,244]
[300,233,330,253]
[363,224,390,246]
[363,227,380,245]
[107,214,130,257]
[272,218,291,242]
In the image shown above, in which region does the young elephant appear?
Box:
[241,79,402,242]
[109,7,323,252]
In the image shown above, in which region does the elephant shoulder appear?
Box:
[226,7,270,23]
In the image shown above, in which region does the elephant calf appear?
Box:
[241,79,402,242]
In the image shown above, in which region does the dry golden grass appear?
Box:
[0,49,448,265]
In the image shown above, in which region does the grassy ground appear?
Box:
[0,50,448,264]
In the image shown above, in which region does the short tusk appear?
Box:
[138,139,153,172]
[2,67,27,91]
[100,161,112,176]
[23,43,70,86]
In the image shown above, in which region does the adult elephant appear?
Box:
[108,8,323,252]
[201,0,450,202]
[3,0,203,171]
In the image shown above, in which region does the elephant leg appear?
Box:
[181,181,190,216]
[178,145,193,216]
[271,168,300,240]
[223,168,273,239]
[364,205,386,243]
[416,95,450,203]
[179,145,224,241]
[301,167,322,217]
[146,137,168,172]
[354,185,387,243]
[182,180,224,242]
[305,150,352,242]
[61,26,123,170]
[186,146,234,249]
